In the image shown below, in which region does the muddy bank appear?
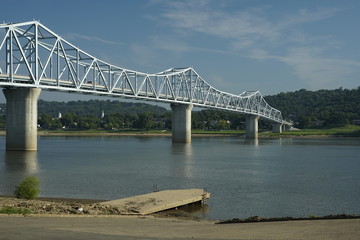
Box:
[217,214,360,224]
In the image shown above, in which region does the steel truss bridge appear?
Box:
[0,21,287,124]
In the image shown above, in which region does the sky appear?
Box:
[1,0,360,103]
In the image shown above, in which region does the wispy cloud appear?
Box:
[151,35,228,54]
[280,47,360,88]
[159,1,338,49]
[64,33,123,46]
[151,0,360,90]
[248,46,360,89]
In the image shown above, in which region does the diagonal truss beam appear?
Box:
[0,21,286,124]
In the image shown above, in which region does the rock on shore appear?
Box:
[0,197,131,215]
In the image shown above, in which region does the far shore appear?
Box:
[0,129,358,137]
[0,131,239,137]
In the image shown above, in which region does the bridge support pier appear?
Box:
[3,88,41,151]
[170,103,193,143]
[272,123,283,133]
[246,115,259,139]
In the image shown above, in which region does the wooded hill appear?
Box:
[0,86,359,130]
[37,99,167,116]
[264,87,360,128]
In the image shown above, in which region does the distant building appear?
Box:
[153,118,167,127]
[353,120,360,125]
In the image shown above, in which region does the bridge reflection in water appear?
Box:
[2,151,38,195]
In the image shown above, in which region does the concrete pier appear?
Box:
[246,115,259,139]
[100,189,211,215]
[170,103,193,143]
[3,88,41,151]
[272,123,283,133]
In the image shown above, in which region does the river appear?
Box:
[0,135,359,220]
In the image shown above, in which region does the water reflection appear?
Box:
[1,151,39,195]
[244,139,259,146]
[4,151,39,174]
[178,201,210,218]
[171,143,193,179]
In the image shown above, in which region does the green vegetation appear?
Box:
[0,87,359,133]
[0,206,31,215]
[14,176,40,200]
[39,129,172,135]
[192,129,245,135]
[265,87,360,128]
[38,99,167,116]
[263,125,360,137]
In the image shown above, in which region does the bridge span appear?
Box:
[0,21,290,150]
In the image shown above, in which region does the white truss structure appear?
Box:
[0,21,286,124]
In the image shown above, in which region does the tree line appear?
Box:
[264,87,360,128]
[0,86,359,130]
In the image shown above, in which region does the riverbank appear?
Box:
[0,130,240,137]
[0,196,199,220]
[1,196,360,222]
[2,196,360,239]
[0,126,359,137]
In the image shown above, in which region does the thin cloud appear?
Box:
[279,8,339,28]
[147,1,360,91]
[64,33,123,46]
[151,35,228,54]
[161,3,276,45]
[159,1,339,48]
[282,47,360,88]
[248,47,360,89]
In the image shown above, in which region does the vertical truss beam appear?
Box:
[0,21,285,124]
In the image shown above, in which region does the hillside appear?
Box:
[37,99,167,117]
[264,87,360,128]
[0,87,359,130]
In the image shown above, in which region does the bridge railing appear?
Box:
[0,21,284,123]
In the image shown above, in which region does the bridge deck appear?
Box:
[100,189,210,215]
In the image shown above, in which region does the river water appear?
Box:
[0,135,359,220]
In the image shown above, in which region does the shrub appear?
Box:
[14,176,40,199]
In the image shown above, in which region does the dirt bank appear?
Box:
[0,196,198,219]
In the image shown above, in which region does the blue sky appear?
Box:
[1,0,360,102]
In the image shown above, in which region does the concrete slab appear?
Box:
[100,189,210,215]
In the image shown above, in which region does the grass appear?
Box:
[263,125,360,137]
[0,206,31,215]
[192,129,245,134]
[39,125,360,137]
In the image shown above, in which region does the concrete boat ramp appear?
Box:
[100,189,210,215]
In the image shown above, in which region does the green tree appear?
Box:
[14,176,40,199]
[134,112,154,130]
[216,119,230,130]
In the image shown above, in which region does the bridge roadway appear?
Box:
[0,21,291,151]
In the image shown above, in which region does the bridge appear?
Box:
[0,21,290,151]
